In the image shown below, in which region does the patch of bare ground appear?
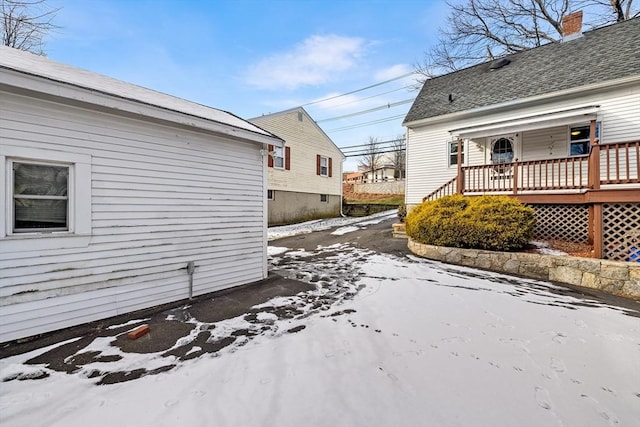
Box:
[524,239,595,258]
[342,183,403,202]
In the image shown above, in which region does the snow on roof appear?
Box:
[0,45,274,139]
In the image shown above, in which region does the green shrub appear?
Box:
[405,195,535,251]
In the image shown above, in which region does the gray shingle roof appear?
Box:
[404,17,640,125]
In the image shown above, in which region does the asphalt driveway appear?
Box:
[1,212,637,385]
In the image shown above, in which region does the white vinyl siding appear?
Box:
[0,91,267,342]
[596,89,640,142]
[405,125,452,206]
[521,126,568,160]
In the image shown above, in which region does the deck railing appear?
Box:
[425,140,639,199]
[423,177,457,201]
[600,141,640,185]
[462,156,589,193]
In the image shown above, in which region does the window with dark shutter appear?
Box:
[317,155,329,176]
[267,144,274,168]
[285,147,291,170]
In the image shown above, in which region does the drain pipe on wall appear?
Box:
[340,159,346,217]
[186,261,196,299]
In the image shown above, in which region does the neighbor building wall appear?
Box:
[268,190,340,226]
[0,91,267,342]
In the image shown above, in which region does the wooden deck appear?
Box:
[426,140,640,202]
[423,140,640,260]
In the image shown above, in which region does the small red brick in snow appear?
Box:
[127,324,150,340]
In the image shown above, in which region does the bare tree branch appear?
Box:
[358,137,382,175]
[389,136,406,180]
[1,0,60,55]
[415,0,638,80]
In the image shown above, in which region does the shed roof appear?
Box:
[404,17,640,125]
[0,45,279,142]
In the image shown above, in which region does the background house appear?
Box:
[343,172,364,184]
[403,14,640,261]
[0,46,283,343]
[358,152,404,183]
[250,107,345,225]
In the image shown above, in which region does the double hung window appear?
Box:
[273,146,284,169]
[448,140,464,167]
[11,161,70,233]
[2,147,91,241]
[319,156,328,176]
[569,123,599,156]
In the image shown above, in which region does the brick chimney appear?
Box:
[562,11,583,41]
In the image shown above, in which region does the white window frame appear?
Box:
[10,159,72,233]
[1,146,91,250]
[273,146,284,169]
[448,140,465,167]
[320,156,329,177]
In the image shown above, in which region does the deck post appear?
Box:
[591,203,603,259]
[512,158,519,194]
[456,138,464,194]
[588,119,600,190]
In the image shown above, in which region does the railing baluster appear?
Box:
[606,148,611,182]
[615,145,620,183]
[636,142,640,181]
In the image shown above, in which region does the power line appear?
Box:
[339,137,405,150]
[300,71,417,107]
[343,147,406,158]
[316,98,415,123]
[325,114,407,132]
[325,85,413,109]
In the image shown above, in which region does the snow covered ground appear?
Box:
[1,212,639,427]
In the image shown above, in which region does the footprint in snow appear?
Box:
[164,400,178,407]
[534,386,552,410]
[581,393,620,424]
[550,357,566,373]
[552,332,567,344]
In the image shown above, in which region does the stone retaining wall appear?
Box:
[407,239,640,300]
[353,181,405,194]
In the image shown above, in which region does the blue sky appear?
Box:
[44,0,449,170]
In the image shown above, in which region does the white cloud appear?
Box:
[311,93,368,111]
[374,63,413,81]
[245,34,367,90]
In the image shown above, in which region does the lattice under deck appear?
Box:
[603,203,640,262]
[530,204,589,243]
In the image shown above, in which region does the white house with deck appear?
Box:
[403,14,640,261]
[0,46,283,342]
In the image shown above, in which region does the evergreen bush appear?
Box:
[405,195,535,251]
